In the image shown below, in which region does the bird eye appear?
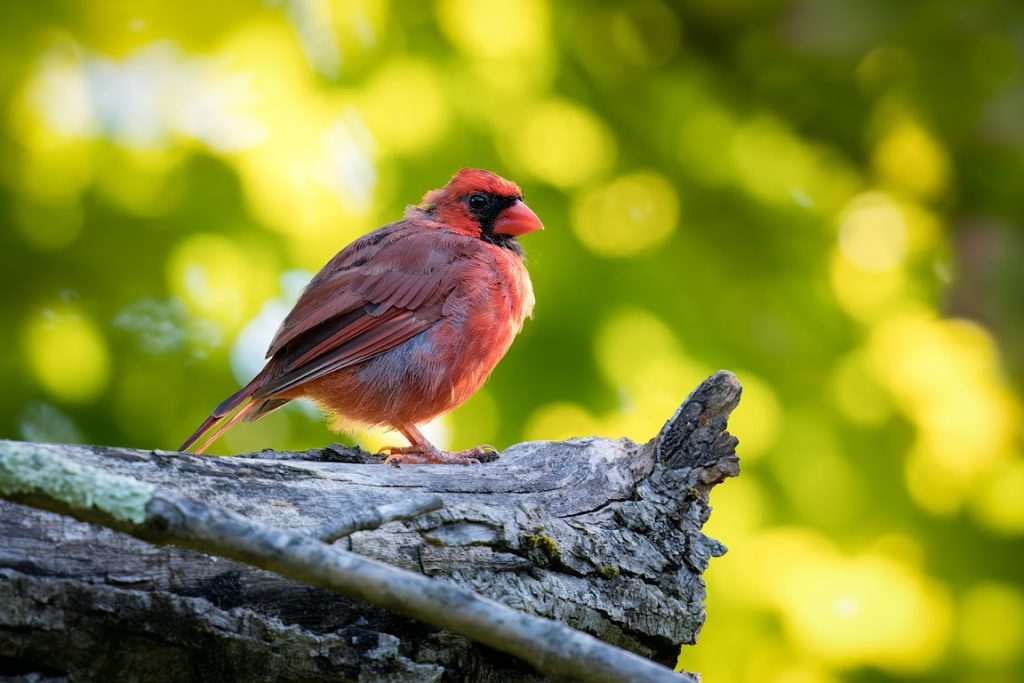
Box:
[468,193,490,211]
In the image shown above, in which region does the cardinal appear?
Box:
[180,169,542,464]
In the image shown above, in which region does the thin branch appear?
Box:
[0,441,692,683]
[308,494,445,542]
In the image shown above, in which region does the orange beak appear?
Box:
[494,200,544,236]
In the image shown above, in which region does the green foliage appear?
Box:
[1,1,1022,681]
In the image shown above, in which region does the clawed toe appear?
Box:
[382,452,408,466]
[463,445,500,463]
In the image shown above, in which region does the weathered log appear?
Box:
[0,371,742,682]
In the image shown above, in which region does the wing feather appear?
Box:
[254,310,436,398]
[255,222,472,399]
[267,222,415,356]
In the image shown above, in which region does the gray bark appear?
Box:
[0,371,742,682]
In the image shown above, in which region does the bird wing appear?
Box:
[252,222,467,399]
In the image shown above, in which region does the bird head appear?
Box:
[419,169,543,250]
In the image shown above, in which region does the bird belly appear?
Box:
[303,318,517,429]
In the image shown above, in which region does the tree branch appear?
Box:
[1,444,688,682]
[0,371,742,682]
[309,495,445,542]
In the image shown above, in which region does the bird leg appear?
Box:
[379,423,498,465]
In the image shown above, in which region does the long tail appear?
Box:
[190,400,260,454]
[179,365,284,453]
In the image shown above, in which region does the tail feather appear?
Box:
[244,398,292,422]
[178,413,223,452]
[179,365,275,453]
[193,400,260,454]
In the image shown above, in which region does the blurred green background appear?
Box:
[2,1,1023,681]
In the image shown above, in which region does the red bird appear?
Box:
[180,169,542,464]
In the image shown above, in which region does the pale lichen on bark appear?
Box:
[0,441,154,523]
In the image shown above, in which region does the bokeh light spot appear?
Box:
[702,475,768,543]
[726,372,780,460]
[570,171,679,257]
[506,98,615,188]
[16,144,95,204]
[525,402,600,442]
[287,0,390,77]
[872,118,950,199]
[865,312,1021,512]
[723,115,862,212]
[168,233,276,333]
[749,529,951,670]
[838,192,907,270]
[24,306,111,403]
[360,59,449,155]
[437,0,549,59]
[594,308,699,392]
[731,117,814,203]
[828,248,909,322]
[14,43,96,145]
[221,22,376,253]
[831,596,861,620]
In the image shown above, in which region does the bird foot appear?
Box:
[379,444,499,465]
